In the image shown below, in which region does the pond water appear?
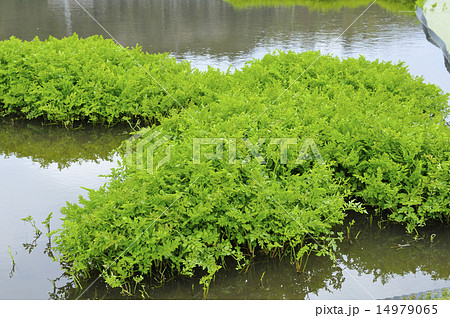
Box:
[0,0,449,299]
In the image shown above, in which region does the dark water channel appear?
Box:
[0,0,449,299]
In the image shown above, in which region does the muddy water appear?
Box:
[0,0,449,299]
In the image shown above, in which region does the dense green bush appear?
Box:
[53,50,449,295]
[230,51,450,232]
[0,34,218,126]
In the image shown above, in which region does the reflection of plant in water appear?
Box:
[23,236,40,254]
[46,255,345,299]
[48,272,77,300]
[225,0,417,13]
[418,0,450,13]
[21,215,42,254]
[44,235,55,260]
[338,214,450,284]
[347,219,355,242]
[21,215,49,255]
[0,120,128,170]
[9,216,51,278]
[19,214,57,259]
[214,257,344,299]
[12,212,70,298]
[48,269,129,300]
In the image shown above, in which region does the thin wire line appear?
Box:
[72,0,200,125]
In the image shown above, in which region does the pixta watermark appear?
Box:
[125,130,324,174]
[193,137,324,165]
[125,128,172,174]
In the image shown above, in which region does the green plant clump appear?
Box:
[53,49,450,295]
[0,34,218,126]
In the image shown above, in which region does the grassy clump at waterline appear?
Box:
[53,50,450,296]
[0,34,220,126]
[224,0,417,13]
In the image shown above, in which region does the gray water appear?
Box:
[0,0,449,299]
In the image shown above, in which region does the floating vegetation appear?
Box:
[51,48,450,296]
[0,34,211,127]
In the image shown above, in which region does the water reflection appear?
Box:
[1,1,448,85]
[338,217,450,283]
[224,0,416,12]
[0,1,432,58]
[0,120,129,169]
[45,255,344,299]
[62,0,72,35]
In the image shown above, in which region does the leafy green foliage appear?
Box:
[230,51,450,231]
[0,34,217,126]
[54,158,348,295]
[51,49,449,295]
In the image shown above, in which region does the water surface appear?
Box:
[0,0,449,299]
